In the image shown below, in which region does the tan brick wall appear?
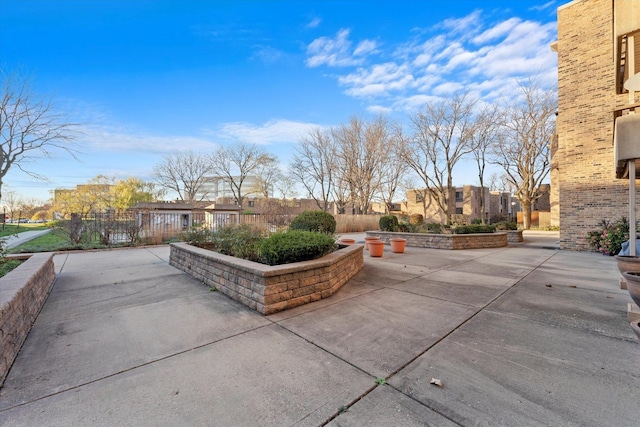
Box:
[0,253,56,386]
[556,0,640,250]
[170,242,364,315]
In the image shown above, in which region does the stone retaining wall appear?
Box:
[365,231,508,250]
[1,253,56,385]
[507,230,524,243]
[170,243,364,315]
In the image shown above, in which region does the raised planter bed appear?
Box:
[365,231,508,250]
[506,229,524,243]
[1,253,56,385]
[170,243,364,315]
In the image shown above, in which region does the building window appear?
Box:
[415,192,424,203]
[618,29,640,94]
[248,200,255,208]
[455,191,463,202]
[455,208,463,214]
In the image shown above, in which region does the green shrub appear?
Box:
[425,222,443,233]
[409,214,424,225]
[289,210,336,234]
[471,218,483,225]
[379,215,399,232]
[452,224,496,234]
[183,224,266,262]
[259,231,336,266]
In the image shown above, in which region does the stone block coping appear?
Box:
[0,253,55,386]
[170,242,364,315]
[365,231,508,250]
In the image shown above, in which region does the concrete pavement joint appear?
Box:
[0,322,275,414]
[353,248,562,424]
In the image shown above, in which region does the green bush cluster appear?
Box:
[379,215,399,232]
[182,224,266,262]
[587,217,633,255]
[452,224,496,234]
[259,231,336,266]
[289,210,336,234]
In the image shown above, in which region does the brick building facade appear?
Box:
[554,0,640,250]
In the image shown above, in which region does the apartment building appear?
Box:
[553,0,640,249]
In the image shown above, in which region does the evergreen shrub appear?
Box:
[379,215,399,232]
[289,210,336,234]
[259,231,336,266]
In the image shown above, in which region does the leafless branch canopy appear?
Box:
[152,150,210,203]
[0,69,79,200]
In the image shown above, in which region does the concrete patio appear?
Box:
[0,231,638,426]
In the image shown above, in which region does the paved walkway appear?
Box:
[3,229,52,249]
[0,231,638,426]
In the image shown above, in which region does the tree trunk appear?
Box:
[521,200,532,230]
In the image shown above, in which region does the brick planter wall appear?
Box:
[506,230,524,243]
[170,243,364,315]
[1,253,56,386]
[366,231,508,250]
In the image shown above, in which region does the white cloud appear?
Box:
[305,29,377,68]
[472,18,520,44]
[432,81,465,95]
[305,10,557,115]
[338,62,414,97]
[354,39,379,56]
[252,46,283,64]
[367,105,393,114]
[306,17,321,29]
[78,124,217,154]
[213,119,326,145]
[438,10,482,35]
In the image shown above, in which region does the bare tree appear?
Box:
[403,94,477,224]
[250,162,282,199]
[0,69,78,201]
[492,79,556,229]
[470,104,502,223]
[332,116,391,214]
[1,190,21,221]
[377,124,409,214]
[208,141,277,210]
[290,128,336,211]
[152,150,210,203]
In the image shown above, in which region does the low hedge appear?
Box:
[259,230,336,266]
[289,210,336,234]
[379,215,399,232]
[452,224,496,234]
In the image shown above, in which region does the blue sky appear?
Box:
[0,0,560,202]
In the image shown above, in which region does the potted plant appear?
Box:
[364,236,380,251]
[389,238,406,253]
[621,271,640,308]
[368,240,384,257]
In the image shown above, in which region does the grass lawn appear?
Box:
[8,228,72,254]
[0,223,48,238]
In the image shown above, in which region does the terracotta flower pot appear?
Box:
[621,271,640,308]
[368,241,384,257]
[615,255,640,275]
[339,238,356,245]
[631,320,640,343]
[389,238,406,253]
[364,236,380,251]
